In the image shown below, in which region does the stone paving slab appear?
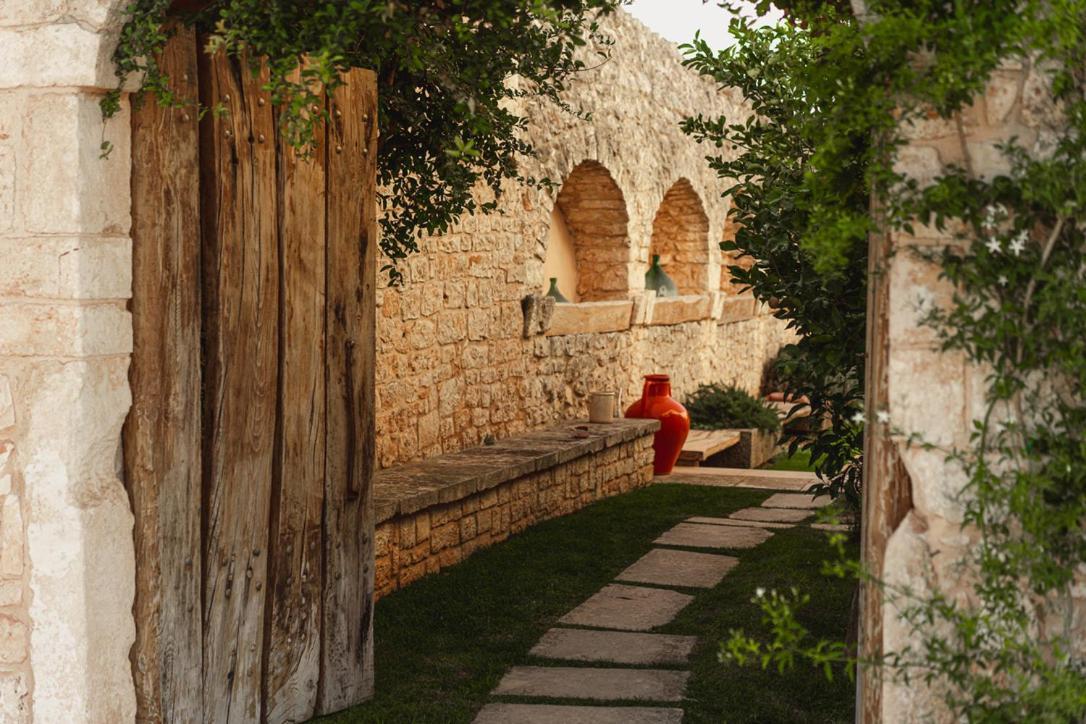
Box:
[761,492,830,509]
[474,703,684,723]
[492,666,689,702]
[730,507,813,523]
[530,628,697,665]
[616,548,738,589]
[654,522,773,550]
[812,523,850,532]
[686,516,794,530]
[559,584,693,631]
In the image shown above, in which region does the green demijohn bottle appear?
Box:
[545,277,570,303]
[644,254,678,297]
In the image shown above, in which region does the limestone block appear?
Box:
[887,249,953,349]
[888,348,966,448]
[0,580,20,607]
[0,302,131,357]
[545,300,633,336]
[0,671,29,724]
[985,71,1021,125]
[0,495,24,578]
[893,144,943,187]
[0,614,27,664]
[648,295,711,326]
[0,377,13,432]
[19,92,131,235]
[0,237,131,300]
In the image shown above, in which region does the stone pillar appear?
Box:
[0,1,136,721]
[871,59,1085,720]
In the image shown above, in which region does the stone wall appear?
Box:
[373,420,657,598]
[877,58,1086,720]
[376,10,794,469]
[0,2,137,722]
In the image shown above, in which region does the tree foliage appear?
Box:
[681,5,870,509]
[107,0,621,280]
[689,1,1086,720]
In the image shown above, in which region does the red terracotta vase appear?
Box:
[625,374,691,475]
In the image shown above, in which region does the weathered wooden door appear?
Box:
[125,27,377,723]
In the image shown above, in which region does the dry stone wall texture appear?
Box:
[881,58,1086,720]
[375,431,654,598]
[0,1,137,722]
[376,10,794,468]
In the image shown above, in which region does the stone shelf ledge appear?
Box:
[717,295,759,324]
[544,299,634,337]
[647,294,712,326]
[374,418,659,523]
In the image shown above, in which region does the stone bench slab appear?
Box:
[374,418,659,522]
[474,704,684,724]
[616,548,738,589]
[492,666,689,702]
[559,584,693,631]
[530,628,696,666]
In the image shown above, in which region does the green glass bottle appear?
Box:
[545,277,570,303]
[644,254,678,297]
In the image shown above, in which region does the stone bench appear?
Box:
[374,418,659,597]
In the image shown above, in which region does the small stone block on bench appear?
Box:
[492,666,689,702]
[617,548,738,588]
[559,584,693,631]
[654,522,773,550]
[530,628,697,665]
[761,492,830,509]
[474,704,684,724]
[731,507,813,523]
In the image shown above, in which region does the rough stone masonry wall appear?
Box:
[376,10,794,468]
[0,2,137,722]
[374,432,654,598]
[879,58,1086,720]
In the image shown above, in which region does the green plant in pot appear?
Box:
[684,383,780,433]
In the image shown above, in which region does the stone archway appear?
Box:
[648,179,711,295]
[552,160,632,302]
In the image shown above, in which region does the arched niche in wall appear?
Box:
[546,160,631,302]
[648,179,711,295]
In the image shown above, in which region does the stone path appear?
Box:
[473,467,833,723]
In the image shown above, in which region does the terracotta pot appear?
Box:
[624,374,691,475]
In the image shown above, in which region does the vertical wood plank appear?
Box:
[318,69,378,713]
[858,223,914,722]
[198,48,279,723]
[262,79,328,722]
[125,26,204,724]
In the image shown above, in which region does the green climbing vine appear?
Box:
[105,0,621,281]
[684,1,1086,720]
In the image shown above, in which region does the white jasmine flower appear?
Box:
[851,410,866,424]
[876,410,891,424]
[755,587,766,599]
[985,237,1002,254]
[998,275,1009,287]
[1009,230,1028,256]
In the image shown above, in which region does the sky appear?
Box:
[625,0,781,50]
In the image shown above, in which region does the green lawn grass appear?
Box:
[764,448,817,472]
[316,483,856,723]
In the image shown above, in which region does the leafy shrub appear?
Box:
[684,383,780,433]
